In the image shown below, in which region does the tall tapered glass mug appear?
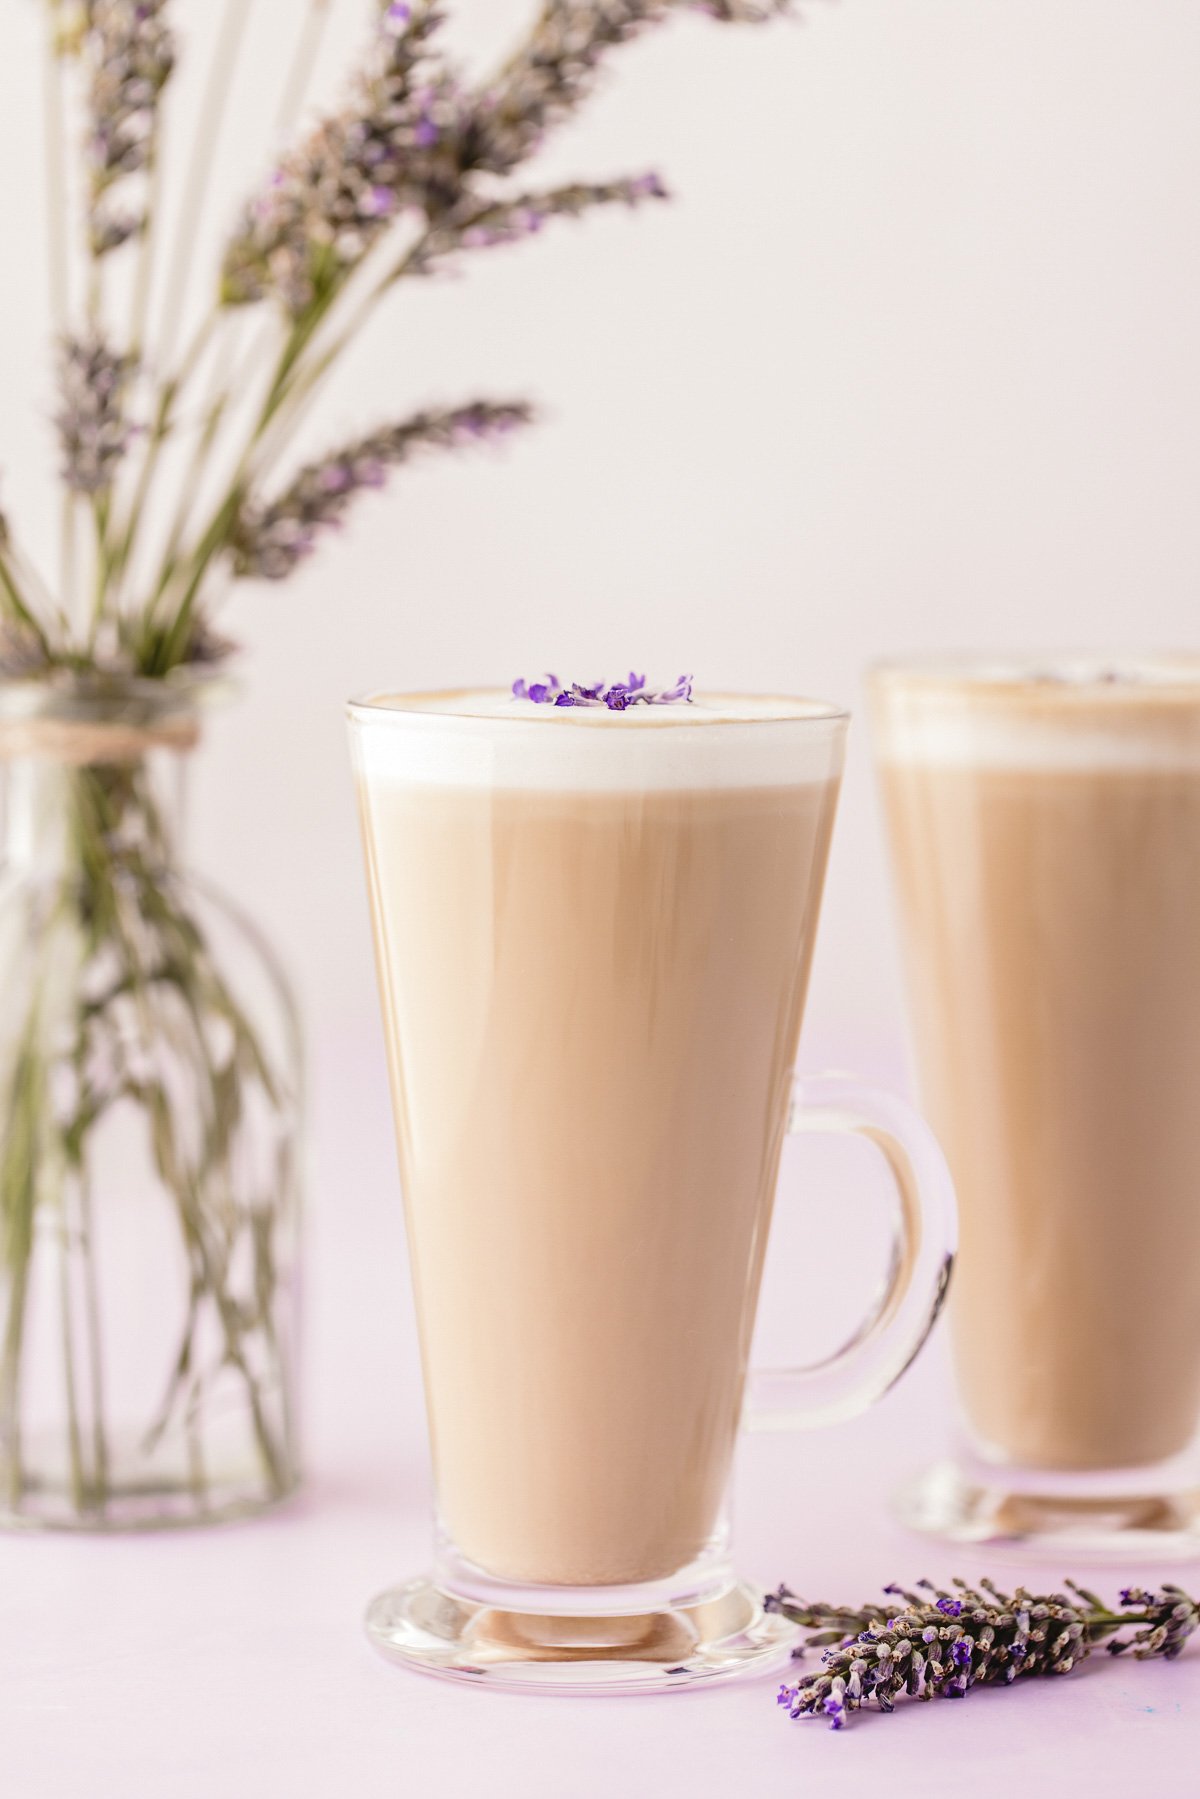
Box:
[871,656,1200,1556]
[348,686,956,1691]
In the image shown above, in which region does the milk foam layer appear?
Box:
[873,658,1200,771]
[348,688,846,790]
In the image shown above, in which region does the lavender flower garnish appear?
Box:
[768,1579,1200,1730]
[231,401,531,580]
[83,0,177,255]
[55,334,137,495]
[512,672,693,710]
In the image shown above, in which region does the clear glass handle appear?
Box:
[744,1073,956,1431]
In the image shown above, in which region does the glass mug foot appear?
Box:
[897,1459,1200,1562]
[365,1573,798,1694]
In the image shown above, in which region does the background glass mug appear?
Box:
[872,655,1200,1556]
[348,687,956,1692]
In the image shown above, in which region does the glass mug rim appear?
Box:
[869,650,1200,698]
[346,686,851,730]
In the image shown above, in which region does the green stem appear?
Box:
[73,766,290,1500]
[107,307,222,608]
[155,0,252,377]
[0,1033,47,1511]
[148,231,431,673]
[247,231,435,490]
[0,546,54,655]
[76,1165,109,1505]
[275,0,334,135]
[128,148,163,362]
[89,496,112,647]
[145,289,334,670]
[56,1192,88,1513]
[41,6,71,330]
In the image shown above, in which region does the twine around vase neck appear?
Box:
[0,679,217,874]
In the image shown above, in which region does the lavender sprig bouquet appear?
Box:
[0,0,788,1524]
[1,0,790,682]
[770,1578,1200,1729]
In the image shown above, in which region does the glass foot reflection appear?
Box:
[364,1575,798,1693]
[897,1459,1200,1561]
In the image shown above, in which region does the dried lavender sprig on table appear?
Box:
[768,1578,1200,1730]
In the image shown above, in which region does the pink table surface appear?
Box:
[3,1040,1197,1797]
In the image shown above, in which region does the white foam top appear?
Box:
[871,656,1200,770]
[347,688,846,790]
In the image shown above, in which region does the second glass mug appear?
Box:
[348,687,956,1692]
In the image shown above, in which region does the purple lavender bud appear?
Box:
[512,679,528,700]
[554,691,576,706]
[383,2,412,30]
[318,463,353,494]
[361,186,398,218]
[936,1598,963,1617]
[414,116,440,149]
[951,1640,972,1668]
[823,1697,846,1730]
[527,683,549,704]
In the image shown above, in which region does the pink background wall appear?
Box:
[2,0,1198,1088]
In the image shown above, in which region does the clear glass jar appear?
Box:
[0,676,302,1529]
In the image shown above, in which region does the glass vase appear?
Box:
[0,676,302,1529]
